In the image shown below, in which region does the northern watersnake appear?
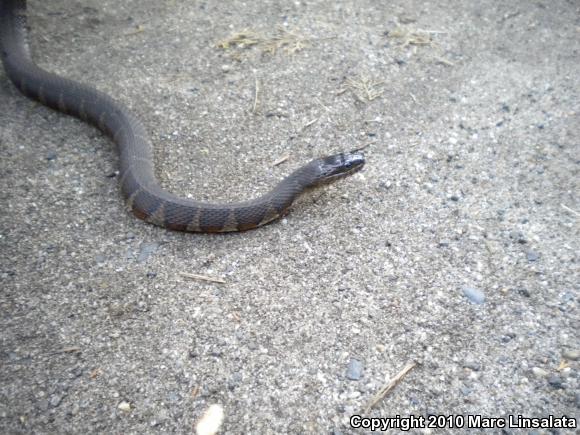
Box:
[0,0,365,232]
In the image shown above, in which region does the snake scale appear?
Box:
[0,0,364,232]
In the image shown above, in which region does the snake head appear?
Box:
[312,151,365,185]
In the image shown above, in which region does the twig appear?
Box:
[252,74,260,113]
[125,24,145,36]
[363,361,418,413]
[434,56,455,66]
[191,385,201,399]
[416,29,449,34]
[180,272,226,284]
[302,118,319,130]
[499,10,521,23]
[561,203,580,217]
[56,346,81,354]
[354,141,376,152]
[316,97,332,113]
[272,154,289,166]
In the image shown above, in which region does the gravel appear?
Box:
[0,0,578,433]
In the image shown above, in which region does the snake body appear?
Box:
[0,0,364,232]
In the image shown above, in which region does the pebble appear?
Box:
[150,409,169,427]
[346,358,363,380]
[50,394,63,408]
[46,151,58,161]
[228,372,243,391]
[463,361,482,371]
[516,287,531,297]
[378,181,392,191]
[509,230,527,244]
[563,349,580,361]
[547,375,563,389]
[70,403,80,416]
[501,332,516,343]
[531,367,548,378]
[526,250,540,262]
[195,404,224,435]
[462,287,485,304]
[167,391,180,403]
[409,396,421,406]
[118,401,131,412]
[69,367,83,379]
[137,242,159,263]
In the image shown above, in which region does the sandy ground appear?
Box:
[1,0,579,433]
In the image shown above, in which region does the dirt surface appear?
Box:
[1,0,579,433]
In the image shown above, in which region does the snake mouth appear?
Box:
[313,151,365,185]
[332,151,365,175]
[343,151,366,171]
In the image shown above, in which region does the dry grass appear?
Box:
[216,29,262,50]
[343,74,385,103]
[217,27,310,56]
[261,27,309,54]
[389,27,434,47]
[387,27,454,66]
[362,362,418,413]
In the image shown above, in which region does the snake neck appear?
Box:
[116,157,323,232]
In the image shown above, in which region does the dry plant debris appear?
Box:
[344,74,385,102]
[387,27,454,65]
[217,27,310,56]
[180,272,226,284]
[363,361,418,413]
[216,29,262,50]
[389,27,434,47]
[261,27,309,54]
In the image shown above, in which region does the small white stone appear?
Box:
[195,404,224,435]
[118,401,131,412]
[531,367,548,378]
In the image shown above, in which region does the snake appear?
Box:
[0,0,364,232]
